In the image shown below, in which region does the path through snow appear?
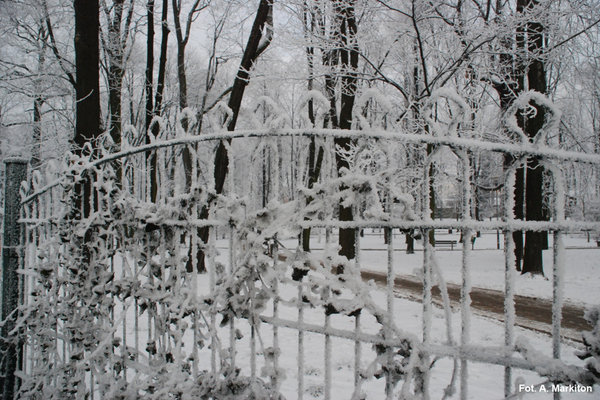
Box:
[360,269,590,343]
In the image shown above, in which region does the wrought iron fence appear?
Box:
[2,91,600,399]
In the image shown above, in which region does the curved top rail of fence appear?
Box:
[20,127,600,205]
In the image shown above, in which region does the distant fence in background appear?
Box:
[2,91,600,399]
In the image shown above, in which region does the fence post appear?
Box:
[1,158,28,400]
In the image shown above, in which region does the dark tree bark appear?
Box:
[172,0,206,111]
[147,0,169,202]
[103,0,134,189]
[406,231,415,254]
[301,1,325,252]
[73,0,100,219]
[153,0,169,119]
[105,0,126,148]
[302,137,324,251]
[172,0,189,109]
[334,0,359,264]
[492,0,526,271]
[190,0,273,272]
[520,0,547,275]
[213,0,273,194]
[513,166,525,270]
[73,0,101,151]
[427,143,436,246]
[32,24,47,169]
[492,0,546,274]
[32,96,43,169]
[172,0,207,191]
[144,0,155,133]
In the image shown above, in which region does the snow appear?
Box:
[19,218,599,398]
[17,166,600,399]
[193,249,598,400]
[181,230,598,399]
[301,229,600,306]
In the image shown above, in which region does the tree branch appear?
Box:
[42,0,75,87]
[548,16,600,52]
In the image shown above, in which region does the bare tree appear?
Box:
[189,0,273,272]
[145,0,169,202]
[213,0,273,193]
[172,0,209,110]
[73,0,100,222]
[73,0,101,153]
[334,0,359,263]
[301,0,325,253]
[519,0,547,275]
[101,0,135,149]
[172,0,209,191]
[144,0,154,133]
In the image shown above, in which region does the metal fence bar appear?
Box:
[209,225,217,375]
[460,150,472,400]
[271,238,280,389]
[21,129,600,208]
[549,163,567,400]
[385,226,394,400]
[324,311,331,400]
[353,223,361,397]
[503,167,517,398]
[421,157,433,397]
[297,283,304,400]
[228,225,236,371]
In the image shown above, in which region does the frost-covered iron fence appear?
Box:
[3,90,600,399]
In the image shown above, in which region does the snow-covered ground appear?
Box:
[280,229,600,306]
[201,231,600,399]
[27,229,598,399]
[190,261,598,399]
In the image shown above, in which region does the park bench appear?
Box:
[434,239,457,250]
[434,236,477,250]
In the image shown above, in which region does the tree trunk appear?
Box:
[171,0,195,192]
[513,165,525,271]
[520,0,547,275]
[32,96,43,169]
[176,44,187,107]
[108,63,123,147]
[144,0,154,134]
[523,158,545,274]
[406,231,415,254]
[427,144,436,246]
[73,0,100,221]
[72,0,100,277]
[193,0,272,272]
[213,0,273,194]
[32,34,46,169]
[493,0,528,271]
[334,0,358,266]
[154,0,169,118]
[74,0,100,151]
[302,137,324,252]
[147,0,169,203]
[301,1,321,252]
[106,0,126,149]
